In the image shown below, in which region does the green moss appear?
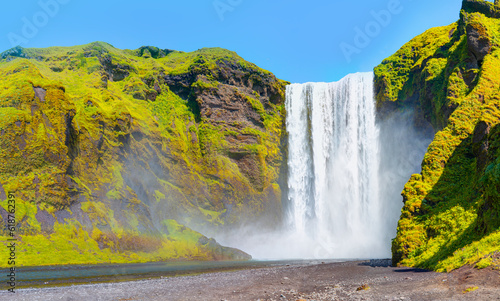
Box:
[476,257,493,269]
[192,78,219,90]
[0,221,131,267]
[0,199,40,233]
[246,95,265,115]
[379,3,500,272]
[199,207,226,225]
[198,122,226,154]
[0,39,284,267]
[0,108,31,130]
[159,47,274,77]
[154,190,166,203]
[375,24,457,105]
[463,286,479,293]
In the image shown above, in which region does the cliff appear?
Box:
[0,42,288,266]
[375,0,500,272]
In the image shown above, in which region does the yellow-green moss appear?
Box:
[0,41,283,267]
[379,4,500,272]
[463,286,479,293]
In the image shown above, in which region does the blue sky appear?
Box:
[0,0,466,83]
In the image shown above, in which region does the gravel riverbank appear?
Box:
[1,260,499,301]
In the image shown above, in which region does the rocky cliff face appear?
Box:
[0,42,288,266]
[375,0,500,272]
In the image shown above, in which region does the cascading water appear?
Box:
[215,72,431,260]
[285,72,385,258]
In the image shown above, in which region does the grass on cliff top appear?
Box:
[159,47,274,76]
[374,23,458,104]
[1,41,274,78]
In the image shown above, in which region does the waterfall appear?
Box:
[285,72,384,258]
[215,72,430,260]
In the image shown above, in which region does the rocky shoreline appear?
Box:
[2,260,499,301]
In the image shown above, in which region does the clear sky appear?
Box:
[0,0,468,83]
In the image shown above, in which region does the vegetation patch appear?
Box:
[0,41,285,267]
[376,0,500,272]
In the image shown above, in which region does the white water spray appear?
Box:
[286,72,384,258]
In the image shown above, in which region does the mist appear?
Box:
[377,109,435,249]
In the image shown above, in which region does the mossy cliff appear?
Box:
[375,0,500,272]
[0,43,288,266]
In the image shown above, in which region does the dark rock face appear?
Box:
[466,23,491,66]
[99,54,131,82]
[214,60,284,104]
[473,121,491,172]
[197,83,264,127]
[162,61,285,128]
[35,210,56,232]
[33,87,47,102]
[160,57,287,191]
